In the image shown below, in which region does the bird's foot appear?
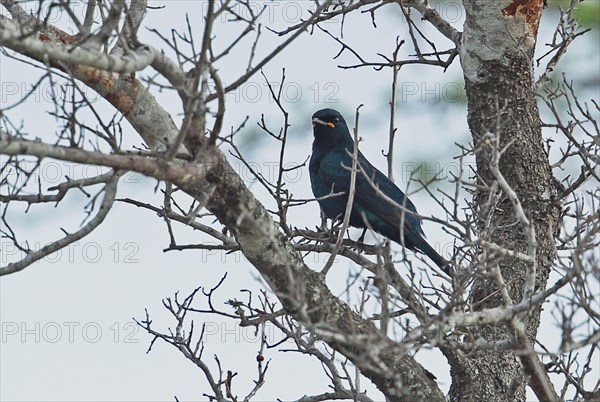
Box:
[329,223,344,240]
[312,224,338,242]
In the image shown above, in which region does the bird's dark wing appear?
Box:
[318,147,451,274]
[318,149,425,236]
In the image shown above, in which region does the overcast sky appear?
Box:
[1,1,598,401]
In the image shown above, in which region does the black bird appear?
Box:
[309,108,451,276]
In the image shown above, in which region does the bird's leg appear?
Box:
[357,228,367,244]
[318,211,328,233]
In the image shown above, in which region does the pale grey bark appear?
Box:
[0,16,154,73]
[450,1,562,401]
[1,1,595,401]
[0,133,216,184]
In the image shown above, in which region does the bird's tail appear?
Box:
[417,241,452,277]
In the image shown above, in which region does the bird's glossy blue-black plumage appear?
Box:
[309,108,451,275]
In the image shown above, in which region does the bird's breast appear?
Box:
[309,153,347,220]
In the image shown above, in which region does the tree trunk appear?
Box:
[450,1,562,401]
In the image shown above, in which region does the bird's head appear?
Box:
[311,108,353,149]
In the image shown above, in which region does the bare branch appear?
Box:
[1,172,119,275]
[0,133,215,184]
[0,15,153,73]
[401,0,461,45]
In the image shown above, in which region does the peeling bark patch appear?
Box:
[105,89,135,117]
[83,70,136,117]
[502,0,545,34]
[38,29,74,45]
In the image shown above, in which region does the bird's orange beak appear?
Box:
[312,117,335,128]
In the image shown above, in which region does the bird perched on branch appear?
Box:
[309,108,451,276]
